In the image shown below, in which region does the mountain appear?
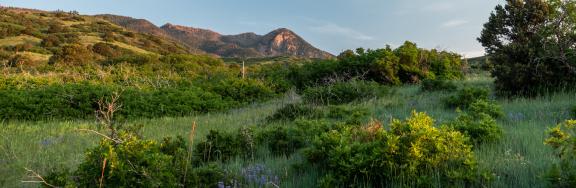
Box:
[96,14,170,39]
[99,15,334,59]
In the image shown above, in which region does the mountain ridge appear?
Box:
[97,14,334,59]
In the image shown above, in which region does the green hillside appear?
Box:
[0,8,190,69]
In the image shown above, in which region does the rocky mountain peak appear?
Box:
[100,16,333,59]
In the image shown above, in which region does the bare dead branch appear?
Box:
[22,168,58,188]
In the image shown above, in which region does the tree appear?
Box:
[479,0,576,96]
[395,41,428,83]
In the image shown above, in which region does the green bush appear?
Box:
[289,42,464,89]
[0,83,241,120]
[250,62,295,93]
[420,79,457,92]
[304,111,482,186]
[266,103,322,122]
[256,126,305,155]
[302,80,385,105]
[48,44,95,66]
[545,120,576,187]
[467,99,504,119]
[74,133,182,187]
[209,78,276,104]
[448,111,502,144]
[0,83,112,120]
[445,87,490,109]
[45,133,227,187]
[195,128,255,163]
[120,87,236,119]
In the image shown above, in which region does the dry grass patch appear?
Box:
[0,35,42,46]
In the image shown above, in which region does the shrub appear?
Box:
[45,133,227,187]
[266,103,322,122]
[445,87,490,109]
[250,62,295,93]
[420,79,457,92]
[210,78,275,104]
[0,83,112,120]
[302,80,385,105]
[40,34,62,48]
[256,126,305,155]
[467,99,504,119]
[48,44,95,66]
[92,42,121,58]
[103,54,156,66]
[41,95,235,188]
[545,120,576,187]
[74,133,181,187]
[119,87,236,119]
[0,84,240,121]
[448,111,502,144]
[289,42,463,89]
[195,128,255,163]
[325,105,370,125]
[304,111,482,186]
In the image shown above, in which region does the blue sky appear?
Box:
[0,0,503,57]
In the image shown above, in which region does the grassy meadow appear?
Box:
[1,73,573,187]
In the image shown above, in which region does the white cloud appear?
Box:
[441,19,469,28]
[309,23,374,41]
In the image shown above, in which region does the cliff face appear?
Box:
[99,15,334,59]
[256,28,333,58]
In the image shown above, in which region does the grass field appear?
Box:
[79,35,154,55]
[1,73,574,187]
[0,35,42,47]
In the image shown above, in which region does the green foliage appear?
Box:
[48,44,94,66]
[302,80,385,105]
[45,133,227,187]
[0,83,246,120]
[92,42,121,58]
[304,111,481,186]
[209,78,275,104]
[479,0,576,96]
[256,126,305,155]
[195,128,255,163]
[0,83,111,120]
[420,79,457,92]
[545,120,576,187]
[289,42,463,90]
[266,103,322,122]
[446,99,503,145]
[468,99,504,119]
[249,62,296,93]
[445,87,490,109]
[43,168,75,188]
[448,111,502,145]
[40,34,62,48]
[74,133,181,187]
[325,106,369,120]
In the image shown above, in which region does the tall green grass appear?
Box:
[1,74,574,187]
